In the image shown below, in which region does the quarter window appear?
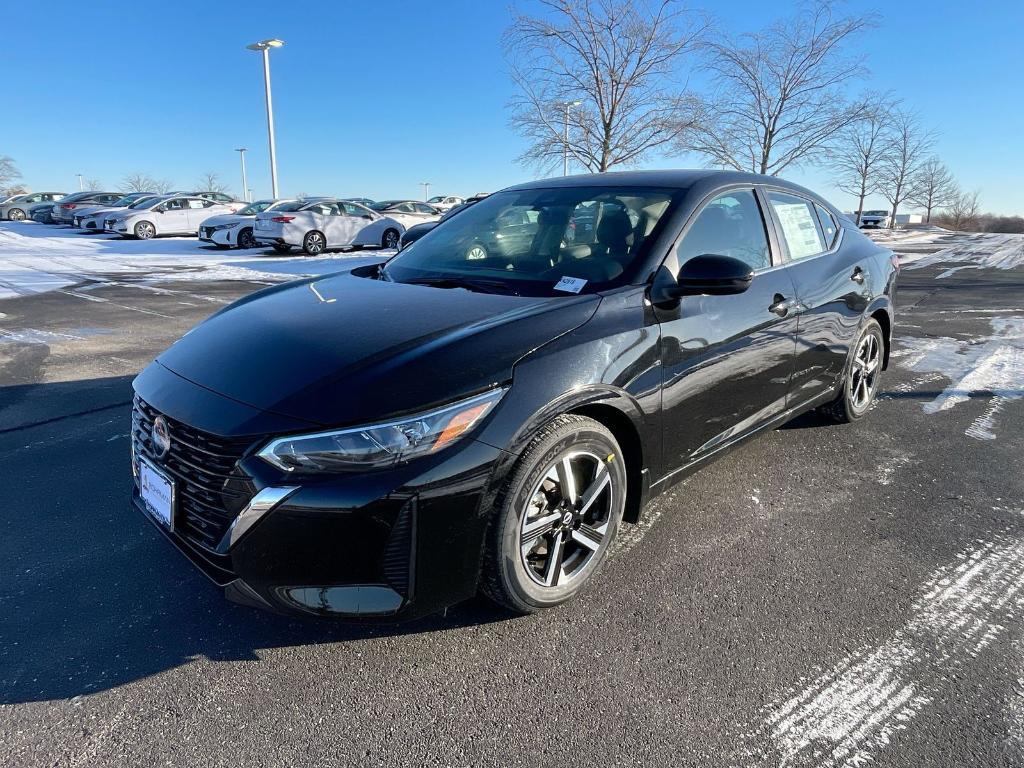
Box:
[767,191,826,260]
[675,189,771,272]
[815,203,838,248]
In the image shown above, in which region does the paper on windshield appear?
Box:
[554,276,587,293]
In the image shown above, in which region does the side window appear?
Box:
[675,189,771,272]
[815,203,838,248]
[342,203,367,216]
[28,194,43,203]
[164,198,186,211]
[187,199,206,209]
[767,191,826,261]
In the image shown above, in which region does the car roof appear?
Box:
[502,169,817,195]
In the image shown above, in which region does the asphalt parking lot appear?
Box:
[1,223,1023,767]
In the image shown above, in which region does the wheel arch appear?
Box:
[568,401,645,524]
[867,302,892,370]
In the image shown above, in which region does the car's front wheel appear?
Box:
[303,230,326,255]
[8,208,26,221]
[382,228,400,249]
[237,227,257,249]
[482,414,626,614]
[134,221,156,240]
[821,318,884,423]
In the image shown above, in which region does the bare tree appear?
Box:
[685,2,871,175]
[832,101,896,225]
[0,155,23,196]
[195,172,229,195]
[909,156,957,223]
[506,0,708,173]
[121,172,174,194]
[876,110,934,229]
[83,178,103,191]
[940,189,981,232]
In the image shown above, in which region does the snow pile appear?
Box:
[901,233,1024,274]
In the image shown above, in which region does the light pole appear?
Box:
[563,100,581,176]
[420,181,431,201]
[76,174,84,191]
[246,38,284,198]
[235,148,249,201]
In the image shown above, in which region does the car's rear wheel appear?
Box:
[382,228,400,249]
[237,227,257,249]
[821,318,884,423]
[482,414,626,614]
[134,221,156,240]
[303,230,326,255]
[8,209,25,221]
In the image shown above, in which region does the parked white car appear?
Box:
[368,200,442,230]
[198,198,328,250]
[426,195,463,212]
[105,195,241,239]
[253,199,405,255]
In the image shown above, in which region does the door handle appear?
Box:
[769,294,796,317]
[850,267,867,284]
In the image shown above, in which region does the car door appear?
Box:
[321,202,360,247]
[656,187,800,470]
[763,189,869,406]
[185,198,217,232]
[341,202,380,244]
[158,198,190,233]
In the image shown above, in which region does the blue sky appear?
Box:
[2,1,1021,214]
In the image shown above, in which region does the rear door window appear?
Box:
[815,203,839,249]
[767,191,826,261]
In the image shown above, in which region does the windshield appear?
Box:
[270,200,315,213]
[382,186,680,297]
[238,200,275,215]
[369,200,402,211]
[128,196,158,209]
[427,196,445,204]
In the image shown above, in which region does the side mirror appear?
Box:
[674,254,754,296]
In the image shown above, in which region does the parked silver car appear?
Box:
[2,192,66,221]
[73,192,156,229]
[52,191,124,224]
[106,194,241,239]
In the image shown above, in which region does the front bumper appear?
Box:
[131,365,506,620]
[199,226,237,246]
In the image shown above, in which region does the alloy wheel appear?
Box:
[305,232,325,255]
[849,331,881,410]
[383,229,399,249]
[238,228,257,249]
[135,222,155,239]
[520,451,614,588]
[9,209,25,221]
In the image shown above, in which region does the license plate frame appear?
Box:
[139,457,175,531]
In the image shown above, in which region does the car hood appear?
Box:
[156,270,599,427]
[201,213,253,226]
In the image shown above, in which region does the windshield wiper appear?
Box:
[401,275,520,296]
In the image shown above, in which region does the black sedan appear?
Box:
[130,170,897,620]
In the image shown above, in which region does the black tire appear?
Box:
[382,228,400,249]
[481,414,626,614]
[820,318,885,423]
[303,230,326,255]
[133,220,156,240]
[272,243,292,254]
[8,208,26,221]
[237,227,258,250]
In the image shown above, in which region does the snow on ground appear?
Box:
[867,226,1024,271]
[891,317,1024,440]
[745,527,1024,767]
[0,221,387,300]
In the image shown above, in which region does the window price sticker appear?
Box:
[554,276,588,293]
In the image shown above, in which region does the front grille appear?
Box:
[132,396,257,552]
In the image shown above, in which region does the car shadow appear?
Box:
[0,374,515,706]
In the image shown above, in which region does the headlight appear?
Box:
[257,388,505,473]
[213,222,239,231]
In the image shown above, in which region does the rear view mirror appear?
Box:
[674,254,754,296]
